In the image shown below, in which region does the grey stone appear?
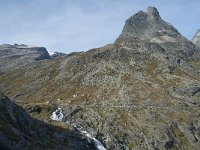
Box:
[192,29,200,47]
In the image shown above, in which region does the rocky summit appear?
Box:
[117,6,181,41]
[116,7,200,61]
[0,6,200,150]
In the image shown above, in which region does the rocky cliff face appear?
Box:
[192,29,200,47]
[116,7,200,61]
[0,6,200,150]
[0,92,94,150]
[0,44,51,73]
[117,7,181,41]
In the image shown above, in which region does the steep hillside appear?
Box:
[0,92,94,150]
[0,7,200,150]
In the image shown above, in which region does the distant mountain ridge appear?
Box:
[0,44,51,72]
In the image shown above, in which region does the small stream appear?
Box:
[50,108,106,150]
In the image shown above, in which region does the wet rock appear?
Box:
[164,140,174,149]
[28,105,42,113]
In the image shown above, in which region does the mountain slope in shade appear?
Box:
[0,6,200,150]
[0,92,94,150]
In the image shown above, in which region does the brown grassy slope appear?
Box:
[0,43,200,150]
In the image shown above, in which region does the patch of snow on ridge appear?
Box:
[50,107,63,121]
[47,50,55,56]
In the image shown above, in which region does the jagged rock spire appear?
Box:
[116,6,181,42]
[115,6,200,60]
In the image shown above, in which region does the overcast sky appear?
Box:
[0,0,200,53]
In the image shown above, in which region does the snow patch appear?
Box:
[47,50,55,56]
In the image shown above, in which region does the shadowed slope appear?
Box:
[0,92,94,150]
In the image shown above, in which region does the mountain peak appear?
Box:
[116,6,181,43]
[147,6,161,20]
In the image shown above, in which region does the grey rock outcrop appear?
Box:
[116,7,200,61]
[0,44,51,73]
[117,6,181,41]
[192,29,200,47]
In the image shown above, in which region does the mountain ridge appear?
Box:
[0,44,51,73]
